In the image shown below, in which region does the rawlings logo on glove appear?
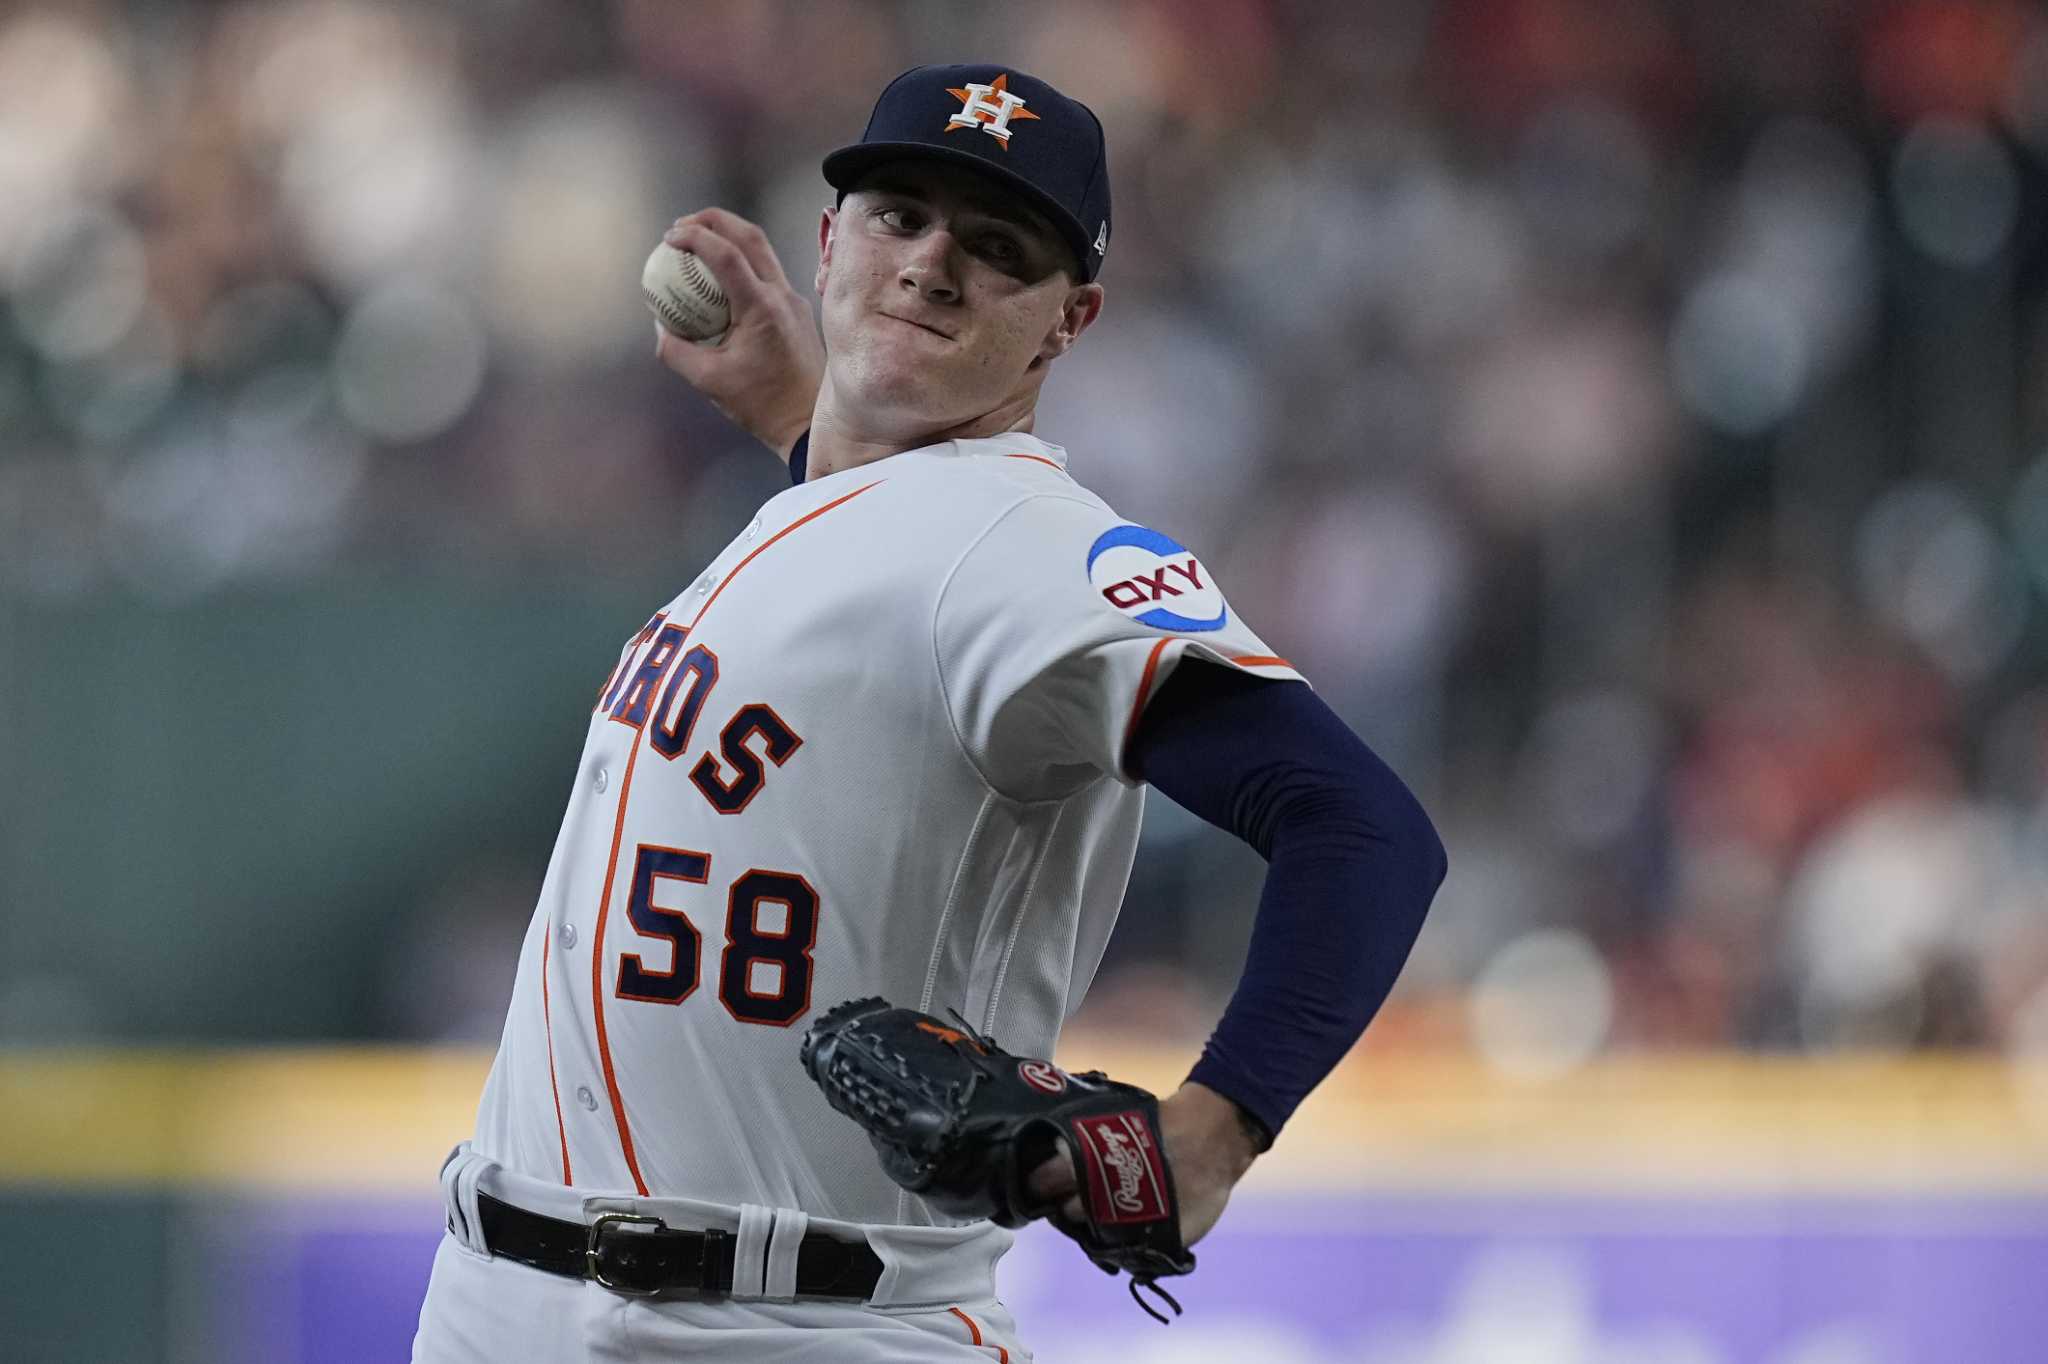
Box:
[1075,1113,1167,1221]
[799,996,1195,1321]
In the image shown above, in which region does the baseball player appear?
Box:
[413,64,1446,1362]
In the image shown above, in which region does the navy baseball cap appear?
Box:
[823,64,1111,282]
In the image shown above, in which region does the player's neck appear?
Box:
[804,393,1039,481]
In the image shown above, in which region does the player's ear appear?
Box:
[1033,282,1103,367]
[816,207,837,294]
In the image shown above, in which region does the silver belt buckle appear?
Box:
[586,1211,668,1295]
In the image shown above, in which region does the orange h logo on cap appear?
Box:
[945,73,1041,150]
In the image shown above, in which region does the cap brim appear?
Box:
[822,141,1094,281]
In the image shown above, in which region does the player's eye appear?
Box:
[875,206,921,231]
[976,233,1022,265]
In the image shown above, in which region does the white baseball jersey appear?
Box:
[469,432,1302,1228]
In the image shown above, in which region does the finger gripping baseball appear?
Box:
[801,997,1196,1319]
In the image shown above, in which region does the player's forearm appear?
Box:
[1186,776,1445,1137]
[1128,664,1449,1141]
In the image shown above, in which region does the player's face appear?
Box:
[815,161,1103,437]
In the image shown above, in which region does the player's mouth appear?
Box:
[879,312,954,341]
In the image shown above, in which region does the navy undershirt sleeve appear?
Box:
[1125,662,1448,1144]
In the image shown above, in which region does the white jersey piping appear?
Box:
[981,798,1066,1035]
[917,790,997,1016]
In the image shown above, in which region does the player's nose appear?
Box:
[896,230,962,305]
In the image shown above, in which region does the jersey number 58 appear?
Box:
[614,846,818,1027]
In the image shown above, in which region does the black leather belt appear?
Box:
[476,1192,884,1300]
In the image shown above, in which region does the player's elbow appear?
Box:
[1404,789,1449,896]
[1372,780,1449,929]
[1352,732,1448,891]
[1320,758,1449,894]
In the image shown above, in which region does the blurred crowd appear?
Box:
[5,0,2048,1068]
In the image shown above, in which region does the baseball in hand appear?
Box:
[642,244,730,342]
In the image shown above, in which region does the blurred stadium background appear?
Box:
[5,0,2048,1360]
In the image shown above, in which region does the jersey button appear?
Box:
[559,923,577,949]
[575,1085,597,1111]
[593,767,608,793]
[743,516,761,542]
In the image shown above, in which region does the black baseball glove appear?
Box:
[799,996,1195,1321]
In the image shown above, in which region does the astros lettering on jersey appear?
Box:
[473,433,1300,1225]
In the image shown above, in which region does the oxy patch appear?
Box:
[1086,525,1227,632]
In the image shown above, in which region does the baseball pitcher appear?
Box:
[412,63,1447,1362]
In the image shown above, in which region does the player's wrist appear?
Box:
[770,416,812,461]
[1166,1081,1265,1174]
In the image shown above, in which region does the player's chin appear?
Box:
[848,351,964,411]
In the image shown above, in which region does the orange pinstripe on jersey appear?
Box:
[589,480,886,1195]
[1003,452,1064,472]
[1121,637,1175,757]
[947,1306,1009,1363]
[691,482,883,627]
[590,722,657,1190]
[1120,643,1301,766]
[540,928,572,1184]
